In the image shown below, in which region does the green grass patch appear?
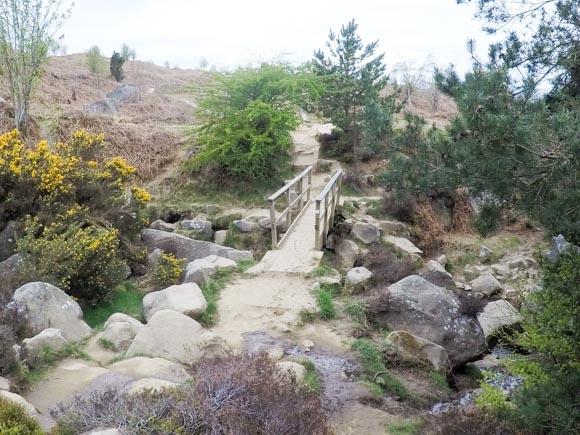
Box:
[293,358,321,393]
[386,418,425,435]
[316,288,336,320]
[344,300,368,326]
[83,281,143,330]
[98,337,117,352]
[429,371,452,392]
[307,265,337,278]
[198,266,247,327]
[351,339,409,399]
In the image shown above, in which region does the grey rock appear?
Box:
[465,354,503,377]
[383,235,423,256]
[0,254,24,301]
[479,246,493,263]
[141,229,253,264]
[477,300,521,341]
[128,378,178,395]
[335,239,360,270]
[471,274,503,297]
[143,283,207,321]
[507,257,537,270]
[258,217,288,232]
[0,376,11,391]
[385,330,450,372]
[276,361,307,382]
[378,220,410,237]
[126,310,228,364]
[101,321,141,352]
[85,99,116,115]
[104,313,143,330]
[351,222,380,245]
[437,254,448,266]
[421,260,453,288]
[214,230,228,246]
[12,282,92,342]
[0,221,21,262]
[491,264,511,278]
[371,276,487,366]
[107,356,192,383]
[184,255,237,286]
[232,219,259,233]
[106,84,141,106]
[150,219,176,232]
[23,328,67,365]
[180,219,213,239]
[545,234,579,262]
[344,267,373,293]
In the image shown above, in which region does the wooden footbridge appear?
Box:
[252,166,343,274]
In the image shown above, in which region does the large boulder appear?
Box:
[143,283,207,322]
[276,361,307,382]
[104,313,143,330]
[141,229,253,264]
[385,330,450,372]
[471,274,503,297]
[344,267,373,293]
[335,239,360,270]
[477,300,521,342]
[101,322,142,352]
[351,222,380,245]
[106,84,141,106]
[180,219,213,239]
[0,253,24,301]
[85,99,116,115]
[214,230,228,246]
[150,219,176,232]
[383,235,423,256]
[232,219,259,233]
[107,356,191,383]
[371,276,487,366]
[421,260,453,288]
[184,255,237,286]
[126,310,228,365]
[12,282,92,342]
[23,328,68,365]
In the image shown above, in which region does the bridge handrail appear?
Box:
[315,168,344,250]
[267,166,313,249]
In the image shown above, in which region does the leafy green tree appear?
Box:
[312,19,398,157]
[86,45,106,74]
[110,51,125,82]
[0,0,71,134]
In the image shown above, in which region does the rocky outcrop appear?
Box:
[351,222,380,245]
[12,282,92,342]
[471,273,503,297]
[126,310,228,365]
[371,276,487,366]
[477,300,521,341]
[107,356,191,383]
[141,229,253,263]
[335,239,360,270]
[385,330,450,372]
[143,283,207,321]
[344,267,373,293]
[184,255,237,286]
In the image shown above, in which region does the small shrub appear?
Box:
[344,300,368,326]
[316,288,336,319]
[152,253,185,288]
[381,192,417,223]
[0,397,44,434]
[308,265,337,278]
[474,202,502,237]
[0,297,26,375]
[98,338,116,351]
[86,45,106,74]
[387,418,425,435]
[360,244,416,287]
[109,51,125,82]
[293,358,321,393]
[423,407,525,435]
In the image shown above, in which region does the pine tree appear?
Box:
[110,51,125,82]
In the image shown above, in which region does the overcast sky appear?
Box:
[60,0,499,75]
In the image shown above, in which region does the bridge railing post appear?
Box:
[315,200,321,250]
[269,199,277,250]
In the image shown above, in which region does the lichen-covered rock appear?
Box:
[23,328,67,365]
[471,274,503,297]
[150,219,176,232]
[335,239,360,270]
[12,282,92,342]
[184,255,237,286]
[276,361,307,382]
[371,276,487,366]
[477,300,521,341]
[344,267,373,293]
[126,310,228,365]
[421,260,453,288]
[180,219,214,239]
[232,219,259,233]
[143,283,207,321]
[351,222,380,245]
[383,235,423,256]
[385,330,450,372]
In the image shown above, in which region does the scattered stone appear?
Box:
[143,283,207,321]
[0,253,23,301]
[184,254,237,286]
[276,361,307,382]
[385,330,450,372]
[463,267,479,281]
[106,84,141,106]
[422,260,453,288]
[335,239,361,270]
[479,246,493,263]
[378,220,410,237]
[383,235,423,256]
[477,300,521,341]
[507,257,537,270]
[101,321,142,352]
[491,264,511,279]
[344,267,373,293]
[437,254,448,266]
[302,340,314,352]
[141,229,253,264]
[351,222,380,245]
[232,219,259,233]
[104,313,143,330]
[128,378,179,395]
[325,233,336,250]
[470,274,504,297]
[266,347,285,360]
[23,328,67,364]
[12,282,92,342]
[0,376,12,391]
[150,219,176,232]
[107,357,191,383]
[180,219,214,239]
[371,276,487,366]
[126,310,228,365]
[214,230,228,246]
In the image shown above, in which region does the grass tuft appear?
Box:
[83,281,143,330]
[316,288,336,320]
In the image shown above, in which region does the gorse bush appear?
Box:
[152,253,185,288]
[0,130,150,304]
[0,397,44,435]
[53,353,330,434]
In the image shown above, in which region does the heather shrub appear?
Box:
[360,244,416,287]
[53,353,330,434]
[0,397,44,435]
